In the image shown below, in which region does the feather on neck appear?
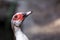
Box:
[13,26,29,40]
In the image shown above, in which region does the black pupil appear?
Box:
[15,15,17,18]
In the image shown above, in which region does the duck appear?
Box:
[11,11,32,40]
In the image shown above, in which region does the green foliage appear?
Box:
[5,2,17,29]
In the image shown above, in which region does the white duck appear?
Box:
[11,11,32,40]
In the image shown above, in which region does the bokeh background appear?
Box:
[0,0,60,40]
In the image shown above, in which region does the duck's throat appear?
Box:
[13,26,29,40]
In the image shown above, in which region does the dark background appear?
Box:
[0,0,60,40]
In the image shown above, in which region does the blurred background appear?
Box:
[0,0,60,40]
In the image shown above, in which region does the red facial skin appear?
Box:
[13,14,24,21]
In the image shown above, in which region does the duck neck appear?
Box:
[13,26,23,36]
[12,26,29,40]
[13,26,21,32]
[13,26,23,40]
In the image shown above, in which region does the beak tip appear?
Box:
[26,11,32,15]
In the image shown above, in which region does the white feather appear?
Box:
[14,26,29,40]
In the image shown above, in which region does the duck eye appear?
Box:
[14,15,18,18]
[13,15,18,20]
[13,14,24,21]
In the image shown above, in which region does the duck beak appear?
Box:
[23,11,32,17]
[26,11,32,16]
